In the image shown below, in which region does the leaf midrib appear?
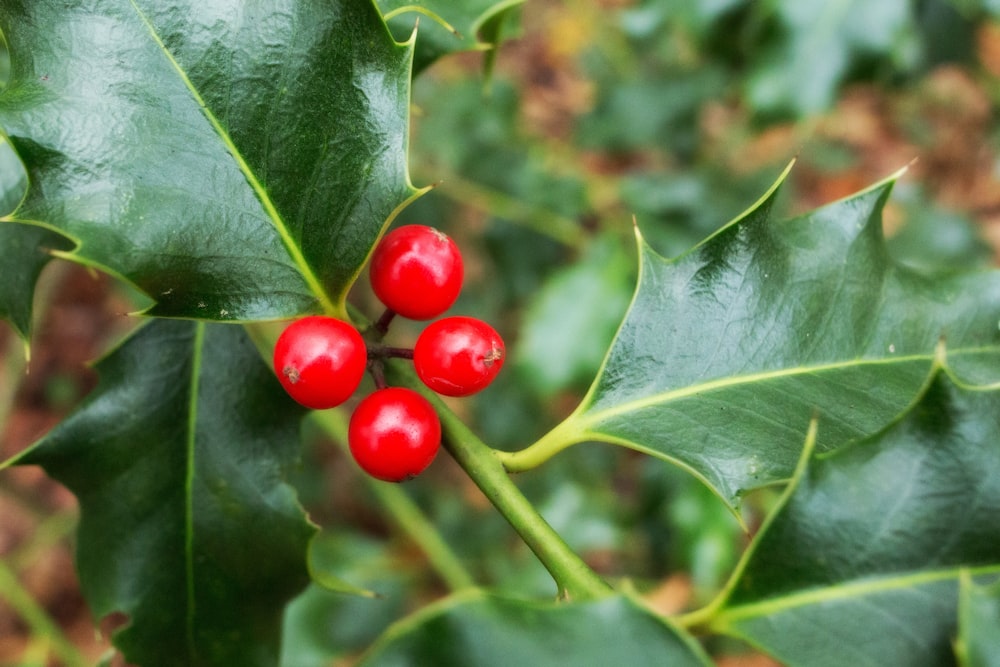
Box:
[125,0,335,314]
[184,321,204,659]
[575,351,941,431]
[713,563,1000,631]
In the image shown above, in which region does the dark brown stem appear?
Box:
[368,345,414,360]
[368,359,388,390]
[373,308,397,337]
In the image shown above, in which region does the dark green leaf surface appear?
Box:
[378,0,523,73]
[0,0,417,321]
[711,371,1000,666]
[524,166,1000,509]
[0,220,69,340]
[957,573,1000,667]
[0,133,72,340]
[359,590,713,667]
[11,320,314,667]
[0,132,24,215]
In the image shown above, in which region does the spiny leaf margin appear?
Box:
[501,163,1000,515]
[6,319,315,667]
[0,0,423,322]
[700,358,1000,666]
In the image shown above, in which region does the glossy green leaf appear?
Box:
[0,220,70,341]
[956,572,1000,667]
[708,369,1000,666]
[0,133,71,341]
[0,131,24,215]
[0,0,418,321]
[358,590,713,667]
[7,320,314,667]
[378,0,523,74]
[516,165,1000,510]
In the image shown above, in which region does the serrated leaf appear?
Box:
[8,319,314,667]
[956,572,1000,667]
[0,131,24,215]
[0,0,418,321]
[358,590,713,667]
[0,133,72,341]
[707,369,1000,666]
[0,220,70,341]
[378,0,523,74]
[522,165,1000,511]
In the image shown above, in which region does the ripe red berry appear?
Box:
[273,316,367,409]
[413,316,505,397]
[369,225,464,320]
[348,387,441,482]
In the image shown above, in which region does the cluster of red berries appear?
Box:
[272,225,505,482]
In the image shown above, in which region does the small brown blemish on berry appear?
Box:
[482,346,504,367]
[283,366,300,384]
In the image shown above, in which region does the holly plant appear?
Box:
[2,1,1000,666]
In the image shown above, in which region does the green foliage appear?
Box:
[2,1,1000,666]
[504,167,1000,511]
[10,320,313,667]
[743,0,917,116]
[711,368,1000,665]
[616,0,993,118]
[957,573,1000,666]
[0,135,71,340]
[515,233,633,397]
[378,0,523,74]
[358,591,713,666]
[0,0,417,322]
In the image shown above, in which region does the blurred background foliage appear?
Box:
[3,0,1000,664]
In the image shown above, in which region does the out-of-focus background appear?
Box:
[3,1,1000,664]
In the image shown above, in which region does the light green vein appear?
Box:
[184,321,205,659]
[497,352,936,472]
[710,564,1000,633]
[126,0,336,315]
[578,353,931,427]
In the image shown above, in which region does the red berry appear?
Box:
[414,316,505,397]
[273,316,367,409]
[348,387,441,482]
[369,225,464,320]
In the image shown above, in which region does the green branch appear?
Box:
[387,363,612,601]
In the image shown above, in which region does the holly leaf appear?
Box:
[378,0,523,74]
[0,133,73,342]
[358,590,713,666]
[707,368,1000,666]
[0,0,419,321]
[517,164,1000,511]
[5,320,314,667]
